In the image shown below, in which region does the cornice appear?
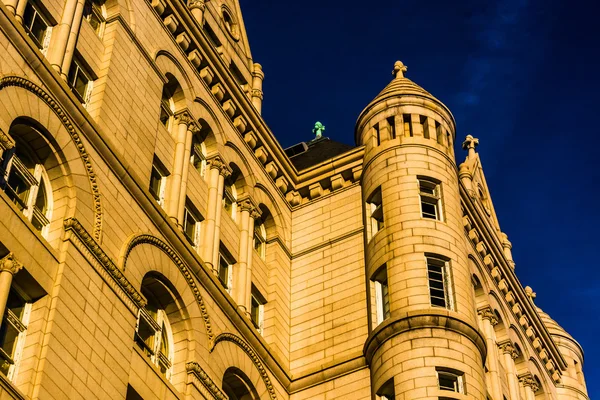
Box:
[460,182,566,382]
[363,310,487,365]
[63,218,146,313]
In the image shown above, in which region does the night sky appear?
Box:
[239,0,599,396]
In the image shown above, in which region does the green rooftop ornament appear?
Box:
[312,121,325,139]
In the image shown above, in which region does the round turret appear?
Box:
[359,62,486,399]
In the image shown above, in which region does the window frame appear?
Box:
[437,368,465,393]
[250,288,266,335]
[427,256,454,310]
[134,307,174,379]
[418,177,443,221]
[372,266,390,325]
[82,0,106,37]
[0,288,32,382]
[218,253,233,294]
[67,58,94,105]
[149,160,168,206]
[367,186,384,238]
[183,204,202,249]
[22,1,52,53]
[222,184,237,221]
[190,137,207,178]
[253,222,266,259]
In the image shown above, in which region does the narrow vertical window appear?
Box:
[387,116,396,139]
[372,266,390,325]
[374,123,381,146]
[183,204,202,249]
[67,58,94,105]
[222,183,237,221]
[149,159,168,206]
[0,289,32,382]
[134,308,173,378]
[190,136,207,178]
[420,115,430,139]
[435,121,444,145]
[437,368,465,393]
[253,221,266,259]
[22,2,51,52]
[367,186,383,238]
[427,256,454,310]
[218,253,233,294]
[250,287,266,335]
[419,178,442,220]
[376,378,395,400]
[403,114,413,137]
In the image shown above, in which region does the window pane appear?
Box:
[29,13,48,46]
[149,167,162,201]
[421,202,437,219]
[74,70,89,99]
[6,170,30,210]
[218,257,229,288]
[184,210,196,242]
[439,373,458,391]
[250,297,260,328]
[135,318,155,355]
[0,321,19,360]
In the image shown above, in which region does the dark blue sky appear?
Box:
[240,0,599,396]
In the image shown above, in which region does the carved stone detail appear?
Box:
[518,372,540,392]
[0,128,15,151]
[477,306,498,326]
[210,333,277,399]
[0,253,23,275]
[498,340,519,360]
[0,76,103,240]
[122,234,214,340]
[187,0,205,10]
[186,362,227,400]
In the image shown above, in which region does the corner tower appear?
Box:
[358,62,487,399]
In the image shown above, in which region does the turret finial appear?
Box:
[462,135,479,159]
[392,61,408,79]
[312,121,325,139]
[524,286,537,302]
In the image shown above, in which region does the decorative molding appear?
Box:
[0,76,103,240]
[187,0,205,11]
[63,218,145,312]
[122,234,214,341]
[186,362,227,400]
[518,372,540,392]
[0,253,23,275]
[497,340,520,360]
[477,306,498,326]
[0,128,15,150]
[210,333,277,400]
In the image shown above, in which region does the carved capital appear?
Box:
[187,0,205,10]
[478,306,498,326]
[518,372,539,392]
[498,340,519,359]
[251,89,263,100]
[0,253,23,275]
[207,156,231,178]
[0,129,15,151]
[175,111,193,126]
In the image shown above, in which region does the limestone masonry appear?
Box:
[0,0,589,399]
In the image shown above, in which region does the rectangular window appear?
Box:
[149,158,168,206]
[367,187,384,238]
[376,378,395,400]
[387,116,396,139]
[159,99,172,128]
[22,2,51,52]
[420,115,430,139]
[250,287,266,334]
[437,368,465,393]
[419,178,442,220]
[218,253,233,294]
[427,256,454,310]
[222,186,236,220]
[403,114,413,137]
[83,0,105,36]
[0,289,32,381]
[372,266,390,325]
[67,58,93,105]
[183,205,201,249]
[190,138,207,177]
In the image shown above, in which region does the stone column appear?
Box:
[5,0,19,17]
[234,197,259,313]
[0,253,23,330]
[244,208,260,314]
[499,340,520,400]
[251,63,264,113]
[188,0,205,25]
[500,233,515,269]
[478,307,502,400]
[167,112,193,226]
[59,0,86,78]
[46,0,81,73]
[14,0,28,23]
[201,156,230,273]
[518,373,539,400]
[176,123,199,224]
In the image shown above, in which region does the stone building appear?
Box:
[0,0,589,398]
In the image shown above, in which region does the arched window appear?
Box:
[134,276,177,379]
[159,75,182,130]
[82,0,106,37]
[222,367,259,400]
[190,134,207,178]
[0,130,52,235]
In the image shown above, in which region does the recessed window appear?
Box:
[149,158,168,206]
[419,178,442,220]
[82,0,105,36]
[135,304,174,378]
[437,368,465,393]
[218,253,233,294]
[190,136,207,178]
[427,256,454,310]
[372,266,390,325]
[367,186,384,238]
[376,378,395,400]
[1,144,52,233]
[223,183,237,221]
[67,58,94,105]
[0,288,32,381]
[250,287,266,334]
[403,114,413,137]
[183,204,202,249]
[221,7,239,40]
[253,222,266,259]
[22,2,51,52]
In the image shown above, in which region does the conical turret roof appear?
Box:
[536,307,574,340]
